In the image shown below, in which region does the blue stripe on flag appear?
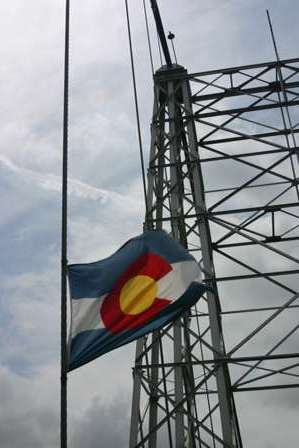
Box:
[68,230,192,299]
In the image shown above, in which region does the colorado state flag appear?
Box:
[68,230,206,371]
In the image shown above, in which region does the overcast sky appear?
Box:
[1,0,299,447]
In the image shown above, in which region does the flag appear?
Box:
[68,230,206,371]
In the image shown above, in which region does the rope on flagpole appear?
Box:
[143,0,155,75]
[61,0,70,447]
[124,0,149,224]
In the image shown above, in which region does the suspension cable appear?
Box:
[124,0,149,221]
[143,0,155,75]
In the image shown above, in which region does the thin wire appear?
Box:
[143,0,155,75]
[124,0,149,223]
[170,38,178,64]
[266,10,299,199]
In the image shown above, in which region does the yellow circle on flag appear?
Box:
[120,275,158,315]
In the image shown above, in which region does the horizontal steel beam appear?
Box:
[233,383,299,392]
[200,148,291,162]
[192,305,299,317]
[201,128,299,145]
[188,57,299,79]
[148,202,298,220]
[214,235,299,249]
[152,58,299,83]
[213,269,299,282]
[133,353,299,370]
[194,99,299,118]
[192,81,299,102]
[212,202,299,215]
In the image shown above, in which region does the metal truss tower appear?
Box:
[129,57,299,447]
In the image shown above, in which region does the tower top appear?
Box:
[154,64,187,80]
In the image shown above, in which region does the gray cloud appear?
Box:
[71,396,130,448]
[0,366,59,448]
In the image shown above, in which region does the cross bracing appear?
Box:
[129,58,299,447]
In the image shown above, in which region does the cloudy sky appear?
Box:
[1,0,299,447]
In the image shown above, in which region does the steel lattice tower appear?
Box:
[129,58,299,447]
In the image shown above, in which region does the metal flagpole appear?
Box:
[61,0,70,447]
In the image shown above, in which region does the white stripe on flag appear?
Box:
[70,260,201,338]
[157,260,201,301]
[71,295,106,338]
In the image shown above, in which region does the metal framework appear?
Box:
[129,57,299,447]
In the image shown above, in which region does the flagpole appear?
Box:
[61,0,70,447]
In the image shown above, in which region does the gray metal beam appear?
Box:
[129,57,299,447]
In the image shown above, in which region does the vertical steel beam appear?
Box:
[168,77,185,448]
[147,94,161,448]
[181,79,237,446]
[129,64,243,447]
[129,338,144,447]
